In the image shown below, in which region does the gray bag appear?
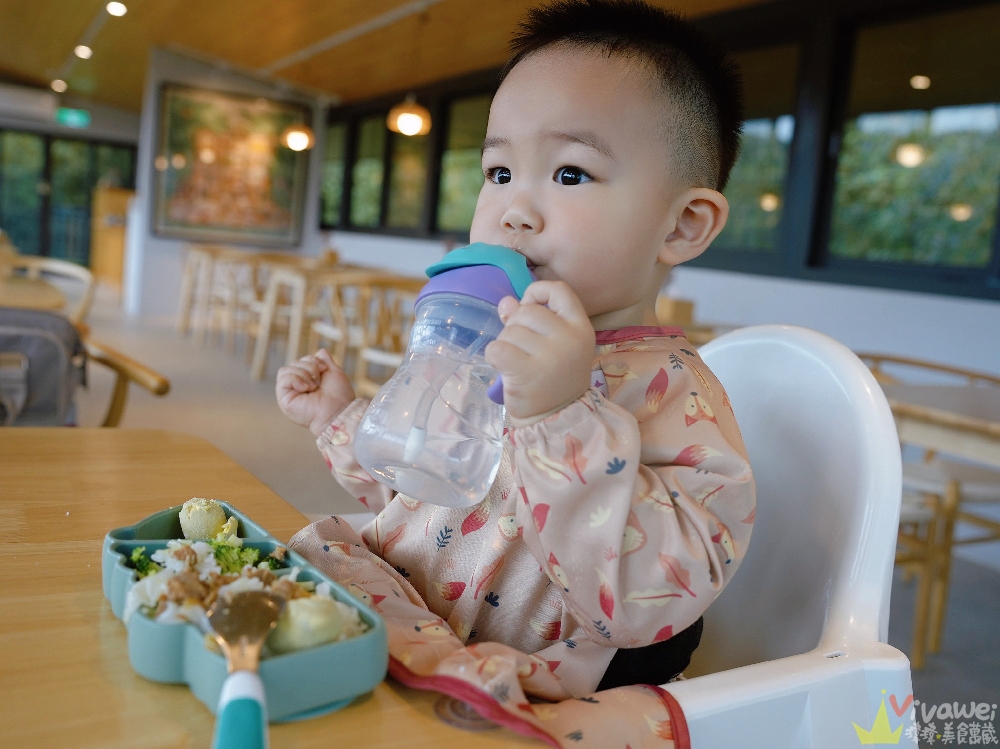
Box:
[0,308,86,426]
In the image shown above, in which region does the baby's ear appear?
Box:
[659,188,729,266]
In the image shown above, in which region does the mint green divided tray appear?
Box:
[102,503,388,722]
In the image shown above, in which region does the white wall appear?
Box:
[327,231,447,277]
[124,48,328,318]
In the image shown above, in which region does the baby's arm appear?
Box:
[509,350,755,649]
[276,350,394,513]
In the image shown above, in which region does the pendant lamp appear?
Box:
[387,93,431,136]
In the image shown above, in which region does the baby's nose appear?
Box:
[501,199,542,234]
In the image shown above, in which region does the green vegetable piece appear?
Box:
[210,540,260,574]
[129,546,162,578]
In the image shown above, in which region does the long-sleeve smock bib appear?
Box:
[317,325,755,696]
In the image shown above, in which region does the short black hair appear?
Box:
[499,0,744,191]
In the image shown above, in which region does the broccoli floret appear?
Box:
[210,540,260,574]
[129,546,161,578]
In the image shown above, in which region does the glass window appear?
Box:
[95,144,135,189]
[321,122,347,226]
[437,94,491,232]
[0,131,46,256]
[714,44,799,253]
[49,138,92,263]
[386,131,429,229]
[829,4,1000,268]
[350,115,386,228]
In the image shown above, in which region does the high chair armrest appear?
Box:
[663,641,914,749]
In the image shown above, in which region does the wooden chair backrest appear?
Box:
[349,275,423,397]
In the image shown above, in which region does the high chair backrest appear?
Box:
[690,325,901,677]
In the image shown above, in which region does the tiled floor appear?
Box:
[76,289,1000,744]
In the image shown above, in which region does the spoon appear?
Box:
[207,590,285,749]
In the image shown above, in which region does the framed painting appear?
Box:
[153,84,311,245]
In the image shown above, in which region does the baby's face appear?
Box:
[471,46,683,326]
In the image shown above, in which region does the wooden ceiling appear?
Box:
[0,0,769,112]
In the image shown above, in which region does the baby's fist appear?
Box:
[276,349,355,435]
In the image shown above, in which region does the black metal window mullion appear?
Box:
[423,96,448,235]
[782,13,849,274]
[339,118,358,230]
[40,134,53,257]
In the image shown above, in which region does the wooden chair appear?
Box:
[350,276,422,398]
[176,244,221,340]
[308,273,422,396]
[10,256,96,326]
[307,271,373,368]
[858,352,1000,666]
[84,337,170,427]
[247,252,341,380]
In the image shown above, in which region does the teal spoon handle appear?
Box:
[212,670,268,749]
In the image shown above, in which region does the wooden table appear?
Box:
[0,429,534,748]
[0,274,66,311]
[882,383,1000,470]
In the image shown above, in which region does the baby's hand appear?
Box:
[485,280,595,421]
[276,349,355,436]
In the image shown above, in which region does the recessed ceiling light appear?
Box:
[74,45,93,60]
[50,79,68,93]
[910,75,931,90]
[106,2,127,16]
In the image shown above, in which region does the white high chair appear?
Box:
[666,326,915,749]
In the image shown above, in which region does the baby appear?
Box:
[277,0,754,696]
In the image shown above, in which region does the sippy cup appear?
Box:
[353,244,534,508]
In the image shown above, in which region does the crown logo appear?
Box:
[853,698,903,745]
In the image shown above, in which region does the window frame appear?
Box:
[321,0,1000,301]
[321,69,499,241]
[0,127,137,261]
[694,0,1000,300]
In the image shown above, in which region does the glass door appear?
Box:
[0,132,135,265]
[49,138,93,263]
[0,131,46,256]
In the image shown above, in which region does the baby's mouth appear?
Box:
[510,247,538,271]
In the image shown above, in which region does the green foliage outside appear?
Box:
[714,121,791,253]
[829,118,1000,268]
[322,161,344,226]
[350,117,385,228]
[350,159,383,227]
[437,148,484,231]
[387,133,429,229]
[321,124,346,226]
[0,132,45,255]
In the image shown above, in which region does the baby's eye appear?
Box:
[485,166,512,185]
[554,166,592,186]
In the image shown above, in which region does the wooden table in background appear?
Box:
[0,429,535,748]
[0,274,66,311]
